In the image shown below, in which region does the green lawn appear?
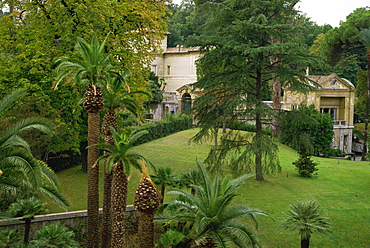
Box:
[51,128,370,247]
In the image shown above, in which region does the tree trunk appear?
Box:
[87,111,101,248]
[101,162,113,248]
[255,70,264,181]
[84,84,104,248]
[301,237,310,248]
[272,77,281,138]
[137,211,156,248]
[101,109,118,248]
[362,49,370,161]
[23,218,32,244]
[111,163,128,248]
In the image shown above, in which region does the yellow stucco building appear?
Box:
[283,73,355,153]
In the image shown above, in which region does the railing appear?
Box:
[333,120,346,126]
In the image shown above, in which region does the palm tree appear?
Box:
[281,200,331,248]
[29,222,79,248]
[97,127,152,248]
[134,162,161,248]
[151,166,178,204]
[54,35,112,247]
[7,197,46,244]
[359,28,370,160]
[0,229,22,247]
[0,89,69,209]
[100,71,146,248]
[157,160,267,248]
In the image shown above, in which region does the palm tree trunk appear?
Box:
[23,218,32,244]
[85,84,104,248]
[301,237,310,248]
[87,111,101,248]
[101,109,118,248]
[134,173,161,248]
[111,163,128,248]
[137,211,156,248]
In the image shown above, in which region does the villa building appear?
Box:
[149,38,356,153]
[283,74,355,153]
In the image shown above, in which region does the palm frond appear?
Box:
[0,88,28,117]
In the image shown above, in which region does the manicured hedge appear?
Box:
[131,114,193,145]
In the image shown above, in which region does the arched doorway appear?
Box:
[182,93,192,112]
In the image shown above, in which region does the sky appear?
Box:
[296,0,369,27]
[173,0,369,27]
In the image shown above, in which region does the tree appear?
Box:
[134,162,162,248]
[157,160,267,248]
[0,0,168,173]
[54,35,110,248]
[151,166,178,204]
[190,0,315,181]
[0,89,69,209]
[98,127,152,248]
[6,197,46,244]
[359,27,370,160]
[281,200,331,248]
[320,7,370,83]
[29,222,79,248]
[354,69,368,122]
[100,70,146,248]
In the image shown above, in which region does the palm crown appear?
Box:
[158,160,267,247]
[0,89,68,209]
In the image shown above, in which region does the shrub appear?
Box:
[293,154,319,178]
[280,104,333,156]
[326,148,346,157]
[29,222,79,248]
[131,114,193,145]
[0,229,22,247]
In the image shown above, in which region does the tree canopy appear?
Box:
[0,0,168,163]
[190,0,317,180]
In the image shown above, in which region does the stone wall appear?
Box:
[0,205,138,243]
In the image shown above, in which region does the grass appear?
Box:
[51,128,370,247]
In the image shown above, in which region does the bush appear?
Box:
[293,154,319,178]
[326,148,346,157]
[0,186,38,211]
[29,222,79,248]
[0,229,22,247]
[280,104,333,156]
[130,114,193,145]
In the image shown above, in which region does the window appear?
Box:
[321,108,337,120]
[167,65,171,75]
[291,105,298,110]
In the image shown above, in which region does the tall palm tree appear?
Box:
[0,89,69,209]
[359,28,370,160]
[157,160,267,248]
[100,71,146,248]
[281,200,331,248]
[97,127,152,248]
[54,35,112,247]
